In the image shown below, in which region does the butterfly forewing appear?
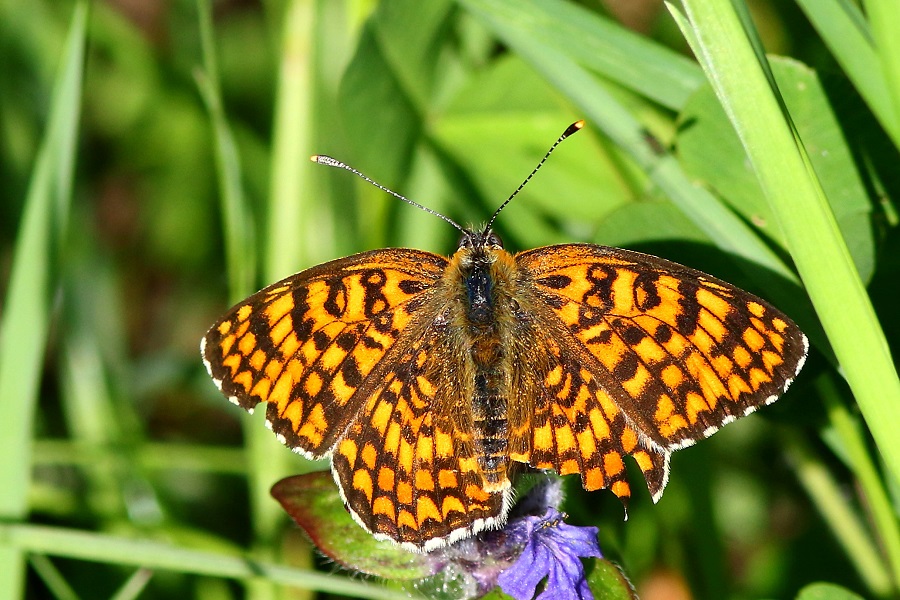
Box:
[517,244,808,453]
[202,248,447,458]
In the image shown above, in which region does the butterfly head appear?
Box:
[454,228,509,277]
[458,229,504,252]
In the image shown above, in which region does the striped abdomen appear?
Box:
[464,258,511,490]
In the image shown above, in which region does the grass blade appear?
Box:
[0,524,409,600]
[28,555,81,600]
[786,435,891,595]
[0,1,87,595]
[109,568,153,600]
[258,1,319,582]
[458,0,704,110]
[861,0,900,148]
[267,0,317,281]
[196,0,255,304]
[795,0,900,146]
[671,0,900,590]
[196,2,291,599]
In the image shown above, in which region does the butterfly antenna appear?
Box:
[483,120,584,234]
[310,155,467,235]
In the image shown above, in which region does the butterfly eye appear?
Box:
[459,231,492,250]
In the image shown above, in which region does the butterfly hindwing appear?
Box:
[330,316,509,552]
[202,248,447,458]
[505,303,671,504]
[517,243,808,453]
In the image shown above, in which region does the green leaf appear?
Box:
[372,0,455,112]
[592,199,710,248]
[460,0,803,324]
[433,57,633,246]
[271,472,434,580]
[677,56,876,281]
[477,588,514,600]
[586,559,639,600]
[795,582,866,600]
[338,21,421,188]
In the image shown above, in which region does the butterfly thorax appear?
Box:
[444,230,522,493]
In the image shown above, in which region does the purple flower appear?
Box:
[497,508,603,600]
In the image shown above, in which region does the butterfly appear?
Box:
[201,121,808,553]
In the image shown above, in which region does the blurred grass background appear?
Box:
[1,0,899,599]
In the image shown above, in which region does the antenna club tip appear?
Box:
[563,120,585,138]
[311,154,343,168]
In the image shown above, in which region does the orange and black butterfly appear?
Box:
[202,121,807,553]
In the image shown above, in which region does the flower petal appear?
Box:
[497,509,603,600]
[497,533,550,599]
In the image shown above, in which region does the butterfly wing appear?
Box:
[330,309,509,552]
[506,305,671,505]
[201,248,447,459]
[512,243,807,500]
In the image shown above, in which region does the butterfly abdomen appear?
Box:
[453,244,522,492]
[471,366,509,491]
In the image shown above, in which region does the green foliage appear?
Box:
[796,581,867,600]
[586,560,639,600]
[271,473,433,580]
[1,0,898,599]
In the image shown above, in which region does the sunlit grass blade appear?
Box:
[196,0,255,304]
[670,0,900,591]
[196,2,293,598]
[457,0,704,110]
[0,524,410,600]
[785,434,891,595]
[28,555,80,600]
[267,0,318,281]
[861,0,900,150]
[815,372,898,595]
[795,0,900,146]
[0,1,87,596]
[32,440,246,475]
[257,3,320,588]
[109,568,153,600]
